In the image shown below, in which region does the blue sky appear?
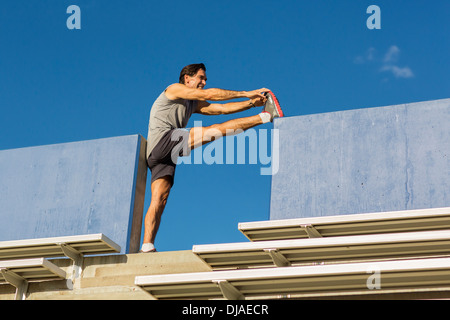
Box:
[0,1,449,251]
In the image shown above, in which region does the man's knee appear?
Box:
[151,177,172,206]
[151,188,170,209]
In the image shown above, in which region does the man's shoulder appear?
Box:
[152,84,178,103]
[166,83,182,90]
[164,83,185,100]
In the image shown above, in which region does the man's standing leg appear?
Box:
[141,176,172,252]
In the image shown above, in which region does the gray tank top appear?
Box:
[146,88,198,158]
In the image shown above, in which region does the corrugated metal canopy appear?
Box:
[239,207,450,242]
[193,230,450,270]
[0,234,121,260]
[0,258,66,283]
[135,257,450,300]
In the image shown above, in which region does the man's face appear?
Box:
[185,69,207,89]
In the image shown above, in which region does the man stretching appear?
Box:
[141,63,283,252]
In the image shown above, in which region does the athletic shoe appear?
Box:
[139,248,157,253]
[263,91,284,121]
[139,243,157,253]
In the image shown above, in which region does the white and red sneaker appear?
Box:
[263,91,284,121]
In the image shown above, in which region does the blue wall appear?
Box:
[0,135,147,253]
[270,98,450,220]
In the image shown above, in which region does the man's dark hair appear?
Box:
[179,63,206,84]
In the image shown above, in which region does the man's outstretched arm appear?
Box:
[165,83,269,101]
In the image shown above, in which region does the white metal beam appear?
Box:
[58,243,84,280]
[263,249,291,267]
[0,268,28,300]
[300,224,322,238]
[213,280,244,300]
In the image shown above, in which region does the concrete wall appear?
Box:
[0,135,147,253]
[270,98,450,220]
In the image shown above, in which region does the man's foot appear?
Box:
[139,243,157,253]
[263,91,284,121]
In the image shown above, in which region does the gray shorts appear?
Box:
[147,128,190,186]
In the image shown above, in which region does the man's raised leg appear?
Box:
[188,114,266,149]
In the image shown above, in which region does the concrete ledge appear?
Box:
[0,250,211,300]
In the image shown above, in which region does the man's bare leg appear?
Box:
[141,114,264,252]
[142,176,172,251]
[189,114,264,149]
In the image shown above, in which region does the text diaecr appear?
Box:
[181,304,269,317]
[227,304,269,316]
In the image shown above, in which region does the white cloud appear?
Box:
[381,45,414,78]
[383,45,400,63]
[380,65,414,78]
[355,45,414,79]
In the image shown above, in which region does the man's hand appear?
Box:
[251,94,269,107]
[245,88,271,100]
[247,88,270,107]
